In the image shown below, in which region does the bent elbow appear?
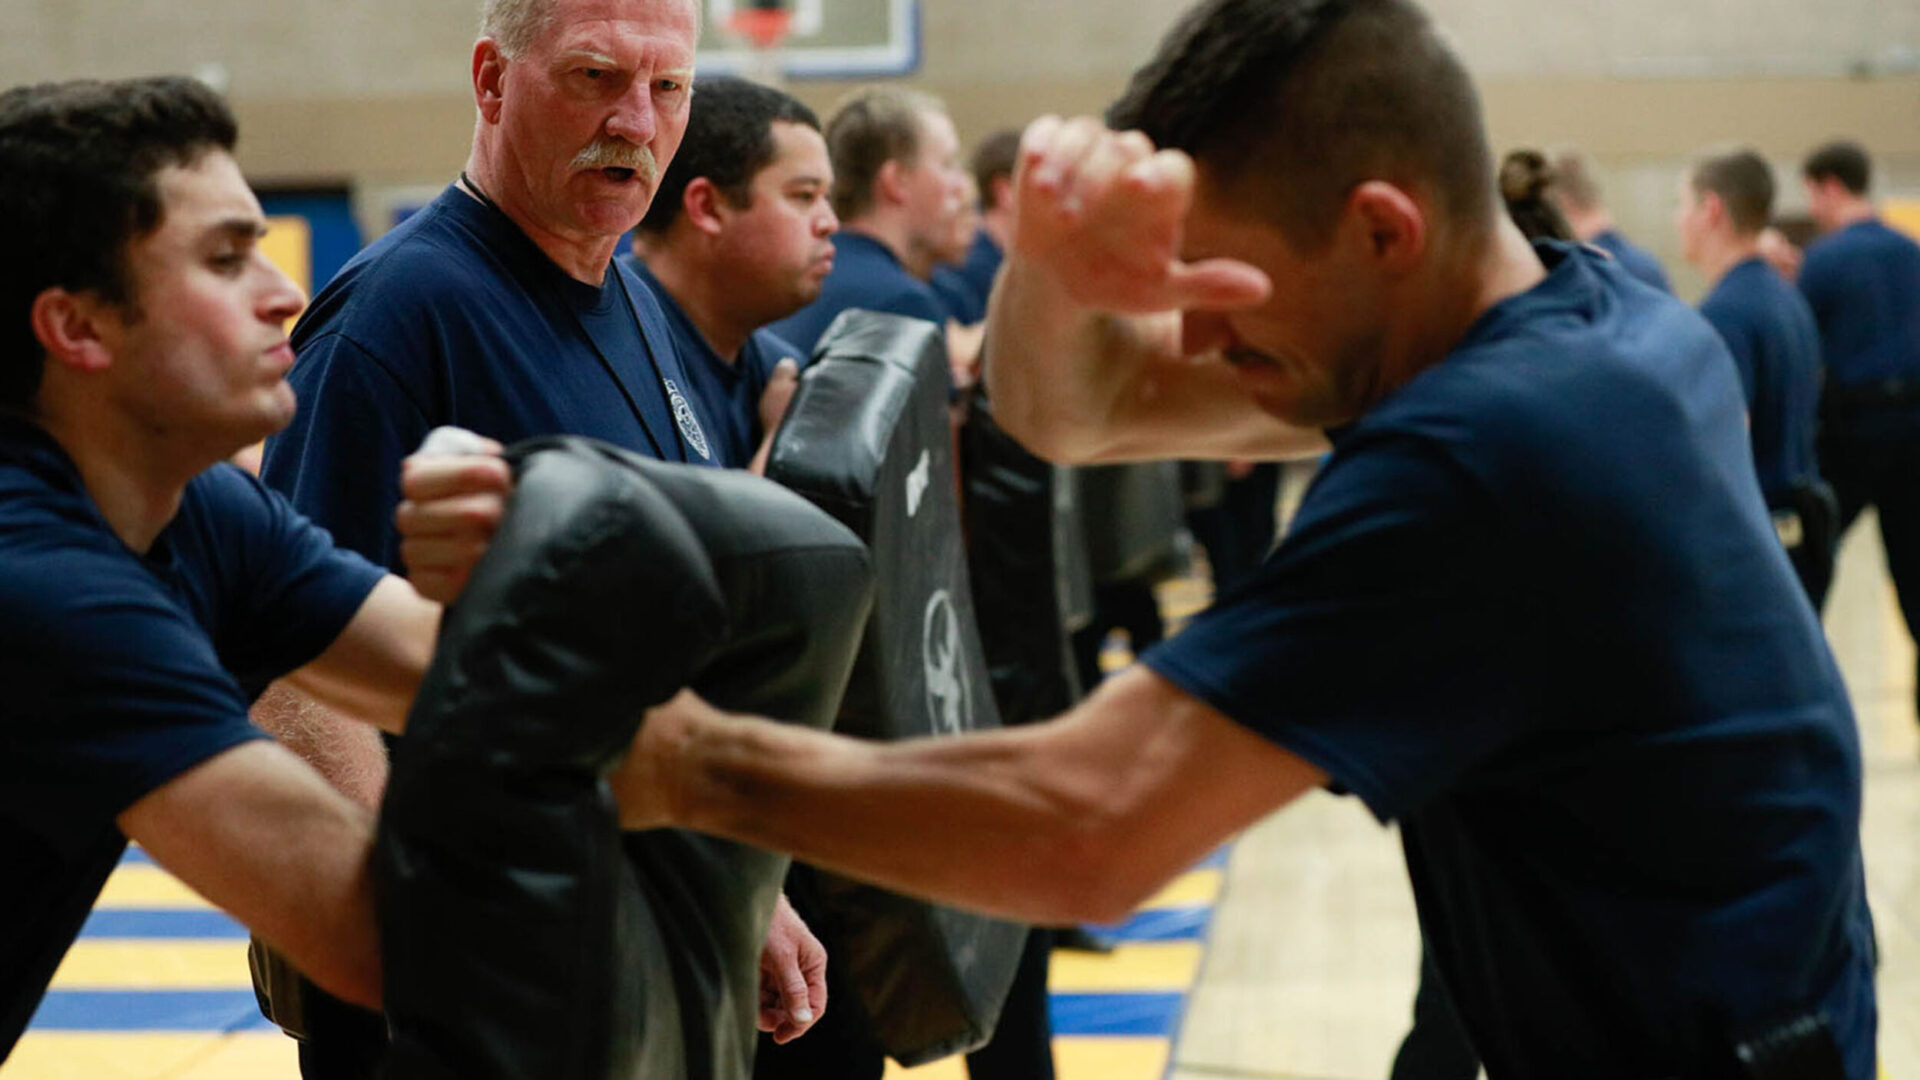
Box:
[1036,824,1166,926]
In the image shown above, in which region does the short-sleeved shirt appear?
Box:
[1590,228,1673,293]
[1799,219,1920,439]
[763,231,950,357]
[622,256,808,470]
[1143,243,1874,1078]
[1699,256,1824,504]
[0,416,382,1058]
[262,185,716,570]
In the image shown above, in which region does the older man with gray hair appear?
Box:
[254,0,825,1075]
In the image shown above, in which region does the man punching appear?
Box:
[528,0,1870,1074]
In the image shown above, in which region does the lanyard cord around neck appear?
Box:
[457,172,684,461]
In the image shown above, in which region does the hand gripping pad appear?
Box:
[376,439,871,1080]
[765,310,1028,1065]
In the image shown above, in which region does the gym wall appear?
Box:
[11,0,1916,298]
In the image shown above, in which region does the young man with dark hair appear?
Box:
[1677,148,1830,602]
[0,74,503,1066]
[571,0,1877,1073]
[625,76,831,472]
[764,86,970,357]
[1549,147,1673,292]
[1798,139,1920,716]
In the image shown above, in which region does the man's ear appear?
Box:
[1347,181,1427,274]
[875,159,909,208]
[30,288,117,375]
[1700,190,1729,230]
[682,177,729,236]
[989,175,1014,214]
[473,40,508,124]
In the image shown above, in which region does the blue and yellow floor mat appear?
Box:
[6,843,1227,1080]
[887,846,1227,1080]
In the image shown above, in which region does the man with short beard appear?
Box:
[255,0,821,1075]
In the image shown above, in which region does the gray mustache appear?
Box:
[571,139,657,182]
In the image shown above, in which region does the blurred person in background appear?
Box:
[1677,147,1831,604]
[1551,146,1673,292]
[1799,140,1920,724]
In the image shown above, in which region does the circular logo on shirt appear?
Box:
[922,589,971,735]
[663,378,712,461]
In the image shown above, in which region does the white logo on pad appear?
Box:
[922,589,971,735]
[905,449,931,518]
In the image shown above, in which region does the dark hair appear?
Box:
[1499,149,1572,242]
[1691,148,1775,236]
[1802,141,1870,197]
[970,128,1022,212]
[1109,0,1494,250]
[640,76,820,236]
[824,86,943,221]
[0,76,237,410]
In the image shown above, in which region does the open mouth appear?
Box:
[600,166,637,183]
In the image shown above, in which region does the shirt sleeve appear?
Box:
[0,550,268,853]
[261,332,430,571]
[1140,435,1523,823]
[189,468,387,699]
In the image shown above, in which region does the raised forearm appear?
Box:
[984,259,1326,464]
[982,258,1133,463]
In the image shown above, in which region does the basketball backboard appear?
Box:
[696,0,920,79]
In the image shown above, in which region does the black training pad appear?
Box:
[376,439,872,1080]
[962,384,1091,725]
[766,310,1028,1065]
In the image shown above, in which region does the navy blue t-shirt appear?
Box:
[1143,243,1874,1077]
[1591,228,1672,293]
[0,417,382,1059]
[930,266,985,326]
[1800,219,1920,438]
[621,256,807,469]
[954,229,1003,312]
[763,231,949,356]
[263,185,717,570]
[1699,257,1823,504]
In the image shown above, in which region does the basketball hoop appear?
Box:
[728,2,794,51]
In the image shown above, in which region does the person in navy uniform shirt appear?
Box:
[930,173,989,327]
[764,87,972,364]
[578,0,1877,1075]
[623,77,834,472]
[0,75,512,1068]
[1677,147,1830,603]
[253,0,820,1074]
[944,128,1021,319]
[1798,140,1920,716]
[1551,146,1674,292]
